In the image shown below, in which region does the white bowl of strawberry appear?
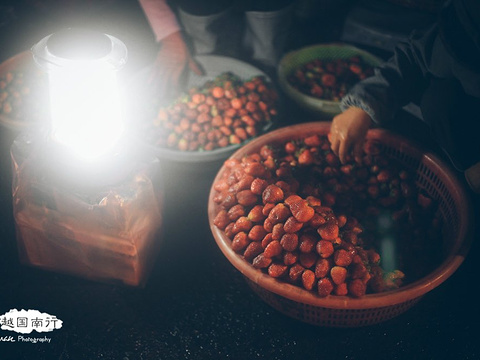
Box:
[133,55,279,165]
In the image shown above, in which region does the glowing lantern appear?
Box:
[11,29,163,286]
[31,28,128,160]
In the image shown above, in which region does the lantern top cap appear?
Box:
[31,28,128,71]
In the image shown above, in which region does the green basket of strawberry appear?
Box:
[277,43,383,118]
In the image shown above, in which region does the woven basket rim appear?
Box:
[208,121,474,310]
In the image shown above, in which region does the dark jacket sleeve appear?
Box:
[340,26,438,125]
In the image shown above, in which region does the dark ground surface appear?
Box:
[1,1,480,359]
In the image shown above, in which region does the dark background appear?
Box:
[1,1,479,359]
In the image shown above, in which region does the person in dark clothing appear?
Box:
[329,0,480,194]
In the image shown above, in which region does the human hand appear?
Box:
[148,31,203,100]
[329,107,372,164]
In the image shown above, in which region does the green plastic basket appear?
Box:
[277,43,383,118]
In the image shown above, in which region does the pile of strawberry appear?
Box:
[287,56,375,101]
[0,69,49,123]
[213,134,442,298]
[147,72,278,152]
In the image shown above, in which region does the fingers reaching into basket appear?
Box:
[148,31,204,100]
[329,107,372,164]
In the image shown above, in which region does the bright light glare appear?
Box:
[49,61,124,160]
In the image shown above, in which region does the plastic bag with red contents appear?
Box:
[11,132,164,287]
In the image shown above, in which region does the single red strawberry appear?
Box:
[317,223,339,241]
[302,269,316,290]
[262,184,284,204]
[330,266,347,285]
[317,278,334,297]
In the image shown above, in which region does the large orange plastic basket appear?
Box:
[208,122,473,327]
